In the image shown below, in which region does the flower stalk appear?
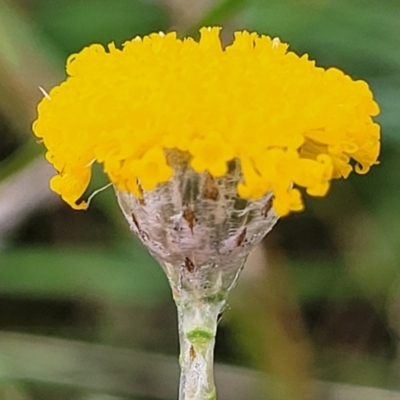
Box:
[175,291,223,400]
[168,255,244,400]
[115,153,279,399]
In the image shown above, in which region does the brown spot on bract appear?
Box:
[203,173,219,200]
[183,207,196,233]
[184,257,195,273]
[263,196,274,217]
[190,345,196,361]
[131,212,140,232]
[137,182,146,205]
[236,228,247,247]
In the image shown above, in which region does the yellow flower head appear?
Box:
[33,27,380,216]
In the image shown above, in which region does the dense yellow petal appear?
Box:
[33,27,380,216]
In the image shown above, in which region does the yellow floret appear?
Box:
[33,27,380,216]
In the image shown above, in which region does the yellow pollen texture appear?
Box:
[33,27,380,216]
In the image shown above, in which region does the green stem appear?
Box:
[176,294,225,400]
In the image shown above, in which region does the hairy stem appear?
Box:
[176,294,225,400]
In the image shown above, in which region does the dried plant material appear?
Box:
[236,228,247,247]
[183,207,196,233]
[203,173,219,200]
[184,257,195,273]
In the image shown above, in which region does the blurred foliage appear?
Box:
[33,0,170,56]
[1,0,400,399]
[0,243,167,304]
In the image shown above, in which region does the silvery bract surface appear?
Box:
[115,151,279,303]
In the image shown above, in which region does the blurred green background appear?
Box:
[0,0,399,399]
